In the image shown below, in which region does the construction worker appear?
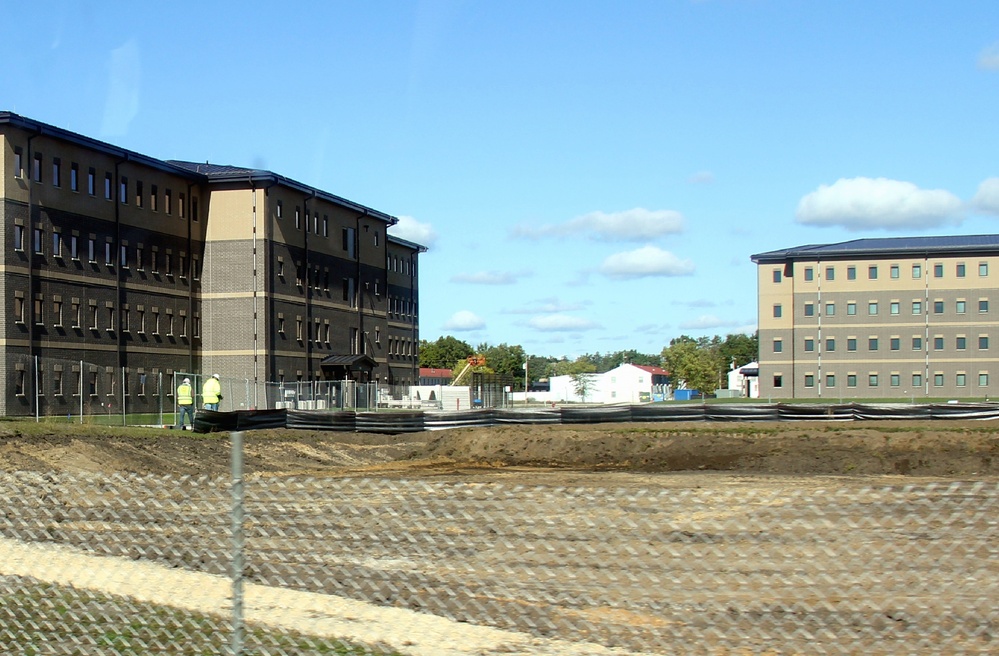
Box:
[202,373,222,411]
[177,377,195,429]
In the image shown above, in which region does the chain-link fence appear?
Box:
[0,435,996,655]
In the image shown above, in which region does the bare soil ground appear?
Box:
[1,419,997,654]
[0,420,995,478]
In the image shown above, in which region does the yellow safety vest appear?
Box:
[177,383,193,406]
[202,378,221,404]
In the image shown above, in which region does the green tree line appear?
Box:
[418,332,758,395]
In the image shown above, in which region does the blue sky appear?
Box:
[4,1,999,359]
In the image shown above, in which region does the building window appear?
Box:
[70,162,78,191]
[137,309,145,334]
[323,215,329,237]
[826,338,836,352]
[804,374,815,388]
[804,339,814,352]
[104,242,112,266]
[957,336,967,350]
[13,225,23,251]
[890,337,900,351]
[912,336,923,350]
[957,373,967,387]
[773,304,782,318]
[869,374,879,387]
[52,233,62,258]
[296,316,303,341]
[933,300,944,314]
[165,189,172,214]
[13,147,22,177]
[868,302,878,315]
[120,245,128,268]
[89,304,98,330]
[826,374,836,388]
[53,300,62,327]
[913,373,923,388]
[890,302,900,315]
[825,266,835,281]
[120,177,128,203]
[847,266,857,280]
[13,296,25,323]
[105,173,112,199]
[179,193,186,218]
[934,263,944,278]
[804,267,813,282]
[33,229,43,255]
[979,373,989,387]
[934,336,944,350]
[934,373,944,387]
[891,374,900,387]
[869,337,879,351]
[912,263,922,278]
[868,265,878,280]
[980,336,990,350]
[912,300,922,315]
[847,338,857,352]
[957,263,966,277]
[847,302,857,316]
[773,375,783,388]
[847,374,857,388]
[773,339,782,353]
[295,207,301,230]
[890,264,900,279]
[980,299,989,313]
[980,262,989,277]
[192,197,199,222]
[956,300,966,314]
[135,180,143,207]
[88,168,95,195]
[33,153,42,182]
[71,301,81,328]
[804,303,814,317]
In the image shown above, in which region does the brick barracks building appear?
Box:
[753,235,999,400]
[1,112,424,416]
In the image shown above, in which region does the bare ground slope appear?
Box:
[0,420,995,478]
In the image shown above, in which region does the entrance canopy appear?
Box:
[320,354,377,381]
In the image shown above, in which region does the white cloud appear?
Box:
[598,246,695,280]
[504,298,589,314]
[512,208,684,241]
[671,299,716,308]
[972,177,999,215]
[388,215,438,247]
[978,42,999,70]
[528,314,600,332]
[442,310,485,331]
[450,270,530,285]
[678,314,741,330]
[795,177,963,231]
[687,170,715,185]
[100,39,141,138]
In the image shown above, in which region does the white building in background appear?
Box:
[727,361,760,398]
[539,364,670,404]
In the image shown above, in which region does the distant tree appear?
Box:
[476,342,528,388]
[661,340,719,396]
[571,372,597,402]
[718,332,759,370]
[554,357,598,377]
[419,336,473,369]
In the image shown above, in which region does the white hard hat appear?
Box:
[183,378,190,384]
[212,373,220,379]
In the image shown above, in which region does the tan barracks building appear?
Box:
[752,235,999,400]
[1,112,424,416]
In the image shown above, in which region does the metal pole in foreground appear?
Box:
[230,431,245,656]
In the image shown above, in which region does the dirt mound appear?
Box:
[0,420,996,478]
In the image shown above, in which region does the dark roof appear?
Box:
[320,354,377,368]
[387,234,429,253]
[0,111,205,180]
[169,160,398,226]
[752,234,999,264]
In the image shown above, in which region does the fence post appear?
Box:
[230,430,245,656]
[121,366,126,427]
[79,360,84,424]
[34,355,40,422]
